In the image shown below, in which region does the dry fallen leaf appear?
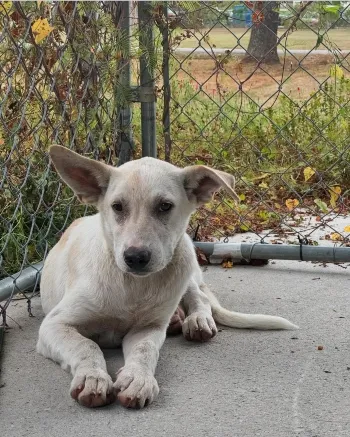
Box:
[222,260,233,269]
[285,198,299,211]
[31,18,54,44]
[330,232,343,241]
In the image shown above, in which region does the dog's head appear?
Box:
[49,145,239,276]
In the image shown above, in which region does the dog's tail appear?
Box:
[202,285,298,330]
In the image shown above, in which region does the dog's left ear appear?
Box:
[183,165,239,205]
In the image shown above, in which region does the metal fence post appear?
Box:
[115,1,134,166]
[161,2,172,162]
[138,1,157,158]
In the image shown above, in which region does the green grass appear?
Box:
[179,28,350,51]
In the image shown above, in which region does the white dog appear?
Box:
[37,146,297,409]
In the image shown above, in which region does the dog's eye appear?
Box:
[159,202,173,212]
[112,203,123,212]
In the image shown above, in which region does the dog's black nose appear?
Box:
[124,247,151,271]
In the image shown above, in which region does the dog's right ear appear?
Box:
[49,145,111,205]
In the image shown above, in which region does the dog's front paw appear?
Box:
[114,365,159,409]
[182,312,218,342]
[70,368,115,408]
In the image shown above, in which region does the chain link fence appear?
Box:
[161,1,350,248]
[0,1,142,321]
[1,1,350,323]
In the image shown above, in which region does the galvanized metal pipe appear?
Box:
[194,242,350,264]
[138,1,157,158]
[0,262,43,303]
[1,242,350,303]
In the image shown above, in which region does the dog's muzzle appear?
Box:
[123,246,151,273]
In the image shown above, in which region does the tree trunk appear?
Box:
[244,1,280,64]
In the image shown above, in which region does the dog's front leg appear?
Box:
[114,327,166,408]
[37,307,114,408]
[182,280,218,342]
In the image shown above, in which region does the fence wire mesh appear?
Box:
[0,1,142,320]
[1,1,350,322]
[159,1,350,248]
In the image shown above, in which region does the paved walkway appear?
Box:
[1,261,349,437]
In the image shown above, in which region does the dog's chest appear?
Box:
[122,287,178,325]
[98,277,184,327]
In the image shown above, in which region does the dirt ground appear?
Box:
[173,54,350,101]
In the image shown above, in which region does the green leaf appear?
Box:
[314,198,328,213]
[177,1,201,13]
[323,5,340,14]
[221,150,228,159]
[315,34,323,49]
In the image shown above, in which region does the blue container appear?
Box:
[231,4,252,28]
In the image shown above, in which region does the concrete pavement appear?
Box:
[1,261,349,437]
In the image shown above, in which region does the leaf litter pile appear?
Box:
[190,178,350,268]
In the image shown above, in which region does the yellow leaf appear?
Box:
[37,0,43,7]
[31,18,54,44]
[303,166,315,182]
[222,260,233,269]
[0,1,12,14]
[329,186,341,208]
[330,65,344,79]
[285,198,299,211]
[331,233,343,241]
[259,182,268,189]
[344,225,350,232]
